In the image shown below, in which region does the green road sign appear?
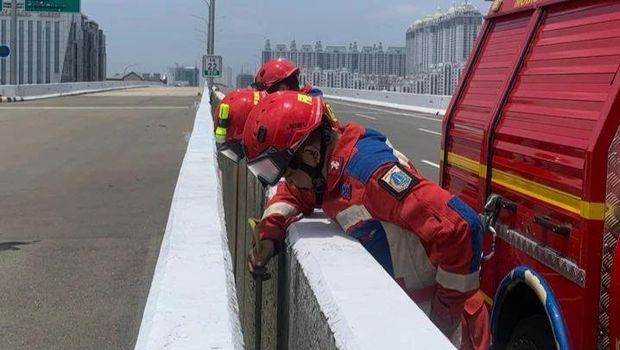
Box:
[25,0,80,12]
[203,55,222,78]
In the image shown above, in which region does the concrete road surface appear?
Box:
[0,87,200,349]
[326,99,443,182]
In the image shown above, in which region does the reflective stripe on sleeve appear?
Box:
[386,139,411,166]
[436,267,480,293]
[265,185,278,201]
[261,202,299,220]
[335,205,373,232]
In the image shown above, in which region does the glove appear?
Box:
[247,239,275,273]
[247,217,275,273]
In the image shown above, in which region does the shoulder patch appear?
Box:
[379,164,418,199]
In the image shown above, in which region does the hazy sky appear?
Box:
[82,0,490,77]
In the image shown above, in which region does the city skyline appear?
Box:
[262,40,406,76]
[79,0,490,78]
[256,1,482,95]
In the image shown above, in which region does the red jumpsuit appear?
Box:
[257,123,490,348]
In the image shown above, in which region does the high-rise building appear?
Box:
[299,67,413,92]
[262,40,406,77]
[405,1,482,95]
[169,66,199,87]
[0,1,106,85]
[236,72,254,88]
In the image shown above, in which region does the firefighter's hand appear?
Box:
[247,239,275,273]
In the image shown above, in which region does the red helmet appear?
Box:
[214,88,266,161]
[243,91,326,186]
[253,58,300,92]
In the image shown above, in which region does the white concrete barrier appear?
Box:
[134,86,243,350]
[319,87,451,115]
[285,214,455,350]
[0,81,163,100]
[136,85,454,349]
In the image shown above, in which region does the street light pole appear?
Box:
[208,0,215,55]
[207,0,215,87]
[10,0,17,85]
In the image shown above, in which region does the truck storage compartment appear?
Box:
[441,0,620,348]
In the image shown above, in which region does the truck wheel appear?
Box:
[506,314,555,350]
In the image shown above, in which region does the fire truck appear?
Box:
[440,0,620,348]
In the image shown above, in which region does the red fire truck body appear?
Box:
[440,0,620,348]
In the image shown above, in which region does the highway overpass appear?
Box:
[0,87,200,349]
[0,85,452,349]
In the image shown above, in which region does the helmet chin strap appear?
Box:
[291,121,331,205]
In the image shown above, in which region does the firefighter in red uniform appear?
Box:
[216,61,337,252]
[242,91,490,349]
[216,59,330,160]
[213,86,332,256]
[213,88,267,162]
[252,57,322,96]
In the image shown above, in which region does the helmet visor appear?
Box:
[218,142,245,163]
[246,148,294,186]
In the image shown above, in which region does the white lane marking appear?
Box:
[418,128,441,136]
[0,106,190,110]
[421,160,440,168]
[328,100,441,122]
[355,113,377,120]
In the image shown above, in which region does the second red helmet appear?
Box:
[253,58,300,92]
[214,88,266,161]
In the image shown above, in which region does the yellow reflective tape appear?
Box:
[215,127,227,143]
[219,103,230,119]
[298,94,313,105]
[325,103,339,123]
[583,202,607,221]
[253,92,260,105]
[480,291,493,306]
[492,0,503,12]
[445,151,487,178]
[216,103,230,143]
[443,151,605,221]
[492,169,605,220]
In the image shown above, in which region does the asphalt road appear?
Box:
[0,87,200,350]
[325,99,443,182]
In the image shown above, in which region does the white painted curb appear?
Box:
[287,214,455,350]
[324,94,446,116]
[21,85,152,101]
[134,86,243,350]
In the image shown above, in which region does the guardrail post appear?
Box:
[234,159,249,337]
[217,154,239,274]
[244,172,259,349]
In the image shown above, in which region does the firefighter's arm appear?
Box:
[257,181,315,248]
[248,182,314,271]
